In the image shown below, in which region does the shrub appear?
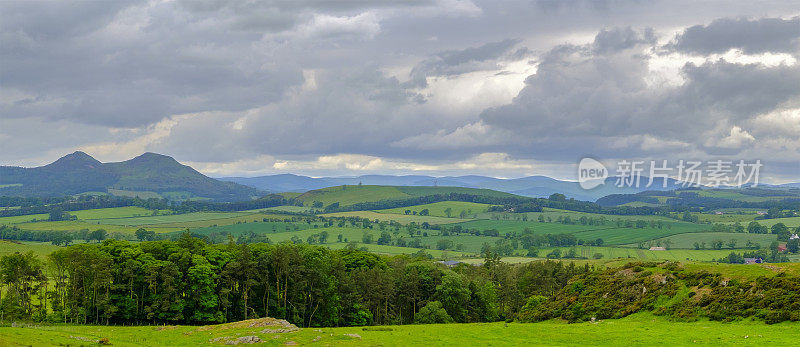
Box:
[414,301,454,324]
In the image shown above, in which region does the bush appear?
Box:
[414,301,454,324]
[546,249,562,259]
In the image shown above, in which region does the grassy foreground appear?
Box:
[0,313,796,346]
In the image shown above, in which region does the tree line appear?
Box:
[0,236,593,326]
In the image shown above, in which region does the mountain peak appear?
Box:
[45,151,102,170]
[128,152,181,165]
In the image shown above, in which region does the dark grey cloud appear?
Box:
[669,16,800,54]
[2,0,800,180]
[408,39,522,87]
[593,27,656,53]
[472,26,800,161]
[157,67,433,162]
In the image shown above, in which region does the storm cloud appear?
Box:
[1,0,799,181]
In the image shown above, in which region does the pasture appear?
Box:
[0,214,49,224]
[0,240,59,258]
[10,220,161,235]
[640,232,778,249]
[295,185,410,207]
[186,221,317,238]
[377,201,490,218]
[752,216,800,228]
[261,205,320,213]
[515,208,680,223]
[692,190,791,202]
[91,212,255,226]
[322,211,465,224]
[695,212,759,224]
[107,188,162,199]
[453,219,598,235]
[151,213,293,229]
[535,246,735,262]
[294,185,518,207]
[571,224,706,245]
[0,313,796,346]
[71,206,165,220]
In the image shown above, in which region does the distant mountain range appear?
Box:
[0,152,258,201]
[3,152,796,203]
[220,174,687,201]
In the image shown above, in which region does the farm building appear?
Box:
[790,234,799,240]
[744,258,763,264]
[649,246,666,251]
[437,260,464,267]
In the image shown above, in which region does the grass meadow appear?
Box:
[0,240,60,258]
[377,201,491,218]
[637,232,778,249]
[321,211,466,224]
[91,212,255,226]
[0,313,796,346]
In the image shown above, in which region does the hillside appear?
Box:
[0,152,258,201]
[293,185,519,207]
[597,187,800,207]
[221,174,683,201]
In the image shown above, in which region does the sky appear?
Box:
[1,0,799,183]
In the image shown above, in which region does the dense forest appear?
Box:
[1,237,798,327]
[0,235,589,326]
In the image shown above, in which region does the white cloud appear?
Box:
[295,12,381,40]
[704,126,756,149]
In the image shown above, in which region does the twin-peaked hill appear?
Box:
[0,152,258,201]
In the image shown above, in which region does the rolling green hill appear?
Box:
[0,152,258,201]
[294,185,520,207]
[377,201,491,217]
[597,187,800,207]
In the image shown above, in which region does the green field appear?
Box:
[453,219,598,235]
[151,213,292,229]
[619,201,662,207]
[262,205,320,213]
[186,220,317,237]
[377,201,490,218]
[635,232,778,249]
[692,190,790,202]
[295,185,411,207]
[0,240,60,258]
[107,188,162,199]
[322,211,466,225]
[0,214,50,224]
[92,212,255,226]
[571,224,707,245]
[696,212,759,224]
[294,185,518,207]
[71,206,165,220]
[753,216,800,228]
[535,246,736,262]
[324,242,462,257]
[11,220,181,235]
[524,208,681,223]
[0,313,796,346]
